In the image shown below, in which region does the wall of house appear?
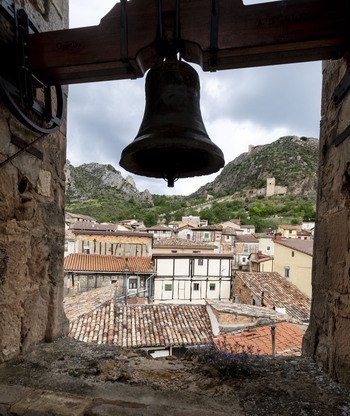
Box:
[274,244,312,298]
[303,57,350,386]
[232,277,253,305]
[0,0,69,362]
[154,257,232,302]
[73,235,152,257]
[64,272,147,299]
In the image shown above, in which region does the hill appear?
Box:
[191,136,319,199]
[65,135,319,224]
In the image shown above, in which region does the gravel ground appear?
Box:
[0,337,349,416]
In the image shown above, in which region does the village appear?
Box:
[63,212,314,357]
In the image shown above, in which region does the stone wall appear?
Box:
[303,56,350,386]
[0,0,69,362]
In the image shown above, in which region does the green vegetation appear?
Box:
[66,192,316,232]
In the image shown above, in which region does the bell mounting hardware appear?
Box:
[0,0,64,134]
[0,0,350,184]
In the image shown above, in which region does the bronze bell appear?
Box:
[119,60,225,187]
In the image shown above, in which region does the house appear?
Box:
[277,224,302,239]
[250,251,274,272]
[240,225,255,234]
[153,253,233,303]
[297,229,312,240]
[63,253,155,300]
[253,233,275,256]
[274,239,313,297]
[192,224,223,247]
[67,300,213,357]
[214,322,305,356]
[191,223,238,253]
[65,212,96,229]
[68,229,153,257]
[152,237,216,254]
[146,224,173,239]
[232,271,311,323]
[175,222,198,240]
[233,234,259,269]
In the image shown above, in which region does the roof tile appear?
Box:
[68,303,213,348]
[234,271,311,322]
[64,253,155,273]
[215,322,305,356]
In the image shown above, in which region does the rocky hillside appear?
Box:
[191,136,319,198]
[65,161,153,205]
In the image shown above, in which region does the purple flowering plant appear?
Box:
[197,335,261,378]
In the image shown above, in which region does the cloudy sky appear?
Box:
[67,0,322,196]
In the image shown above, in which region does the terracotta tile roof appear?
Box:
[275,239,313,256]
[153,237,215,249]
[234,271,311,322]
[241,225,255,229]
[71,222,117,232]
[64,254,155,273]
[215,322,305,356]
[147,225,173,231]
[68,303,213,348]
[253,233,274,239]
[193,224,223,231]
[63,284,117,321]
[279,224,302,230]
[71,230,152,238]
[235,234,259,243]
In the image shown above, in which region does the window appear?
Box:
[267,246,270,251]
[284,266,290,278]
[193,283,199,291]
[129,279,137,289]
[292,251,295,257]
[198,258,204,265]
[215,234,221,240]
[187,234,191,240]
[243,246,248,252]
[165,284,172,291]
[289,230,292,234]
[171,250,178,253]
[204,232,210,239]
[225,235,231,241]
[209,283,216,291]
[193,250,200,253]
[84,248,90,254]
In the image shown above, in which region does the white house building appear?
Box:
[152,253,233,304]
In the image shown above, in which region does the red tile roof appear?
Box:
[68,303,213,348]
[153,237,215,249]
[235,234,259,243]
[63,284,117,321]
[234,272,311,322]
[215,322,305,356]
[64,254,155,273]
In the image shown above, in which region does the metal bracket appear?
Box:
[333,68,350,105]
[0,0,64,133]
[334,124,350,147]
[209,0,219,71]
[120,0,136,79]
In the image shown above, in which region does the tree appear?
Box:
[144,210,158,227]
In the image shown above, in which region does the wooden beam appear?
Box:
[29,0,350,85]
